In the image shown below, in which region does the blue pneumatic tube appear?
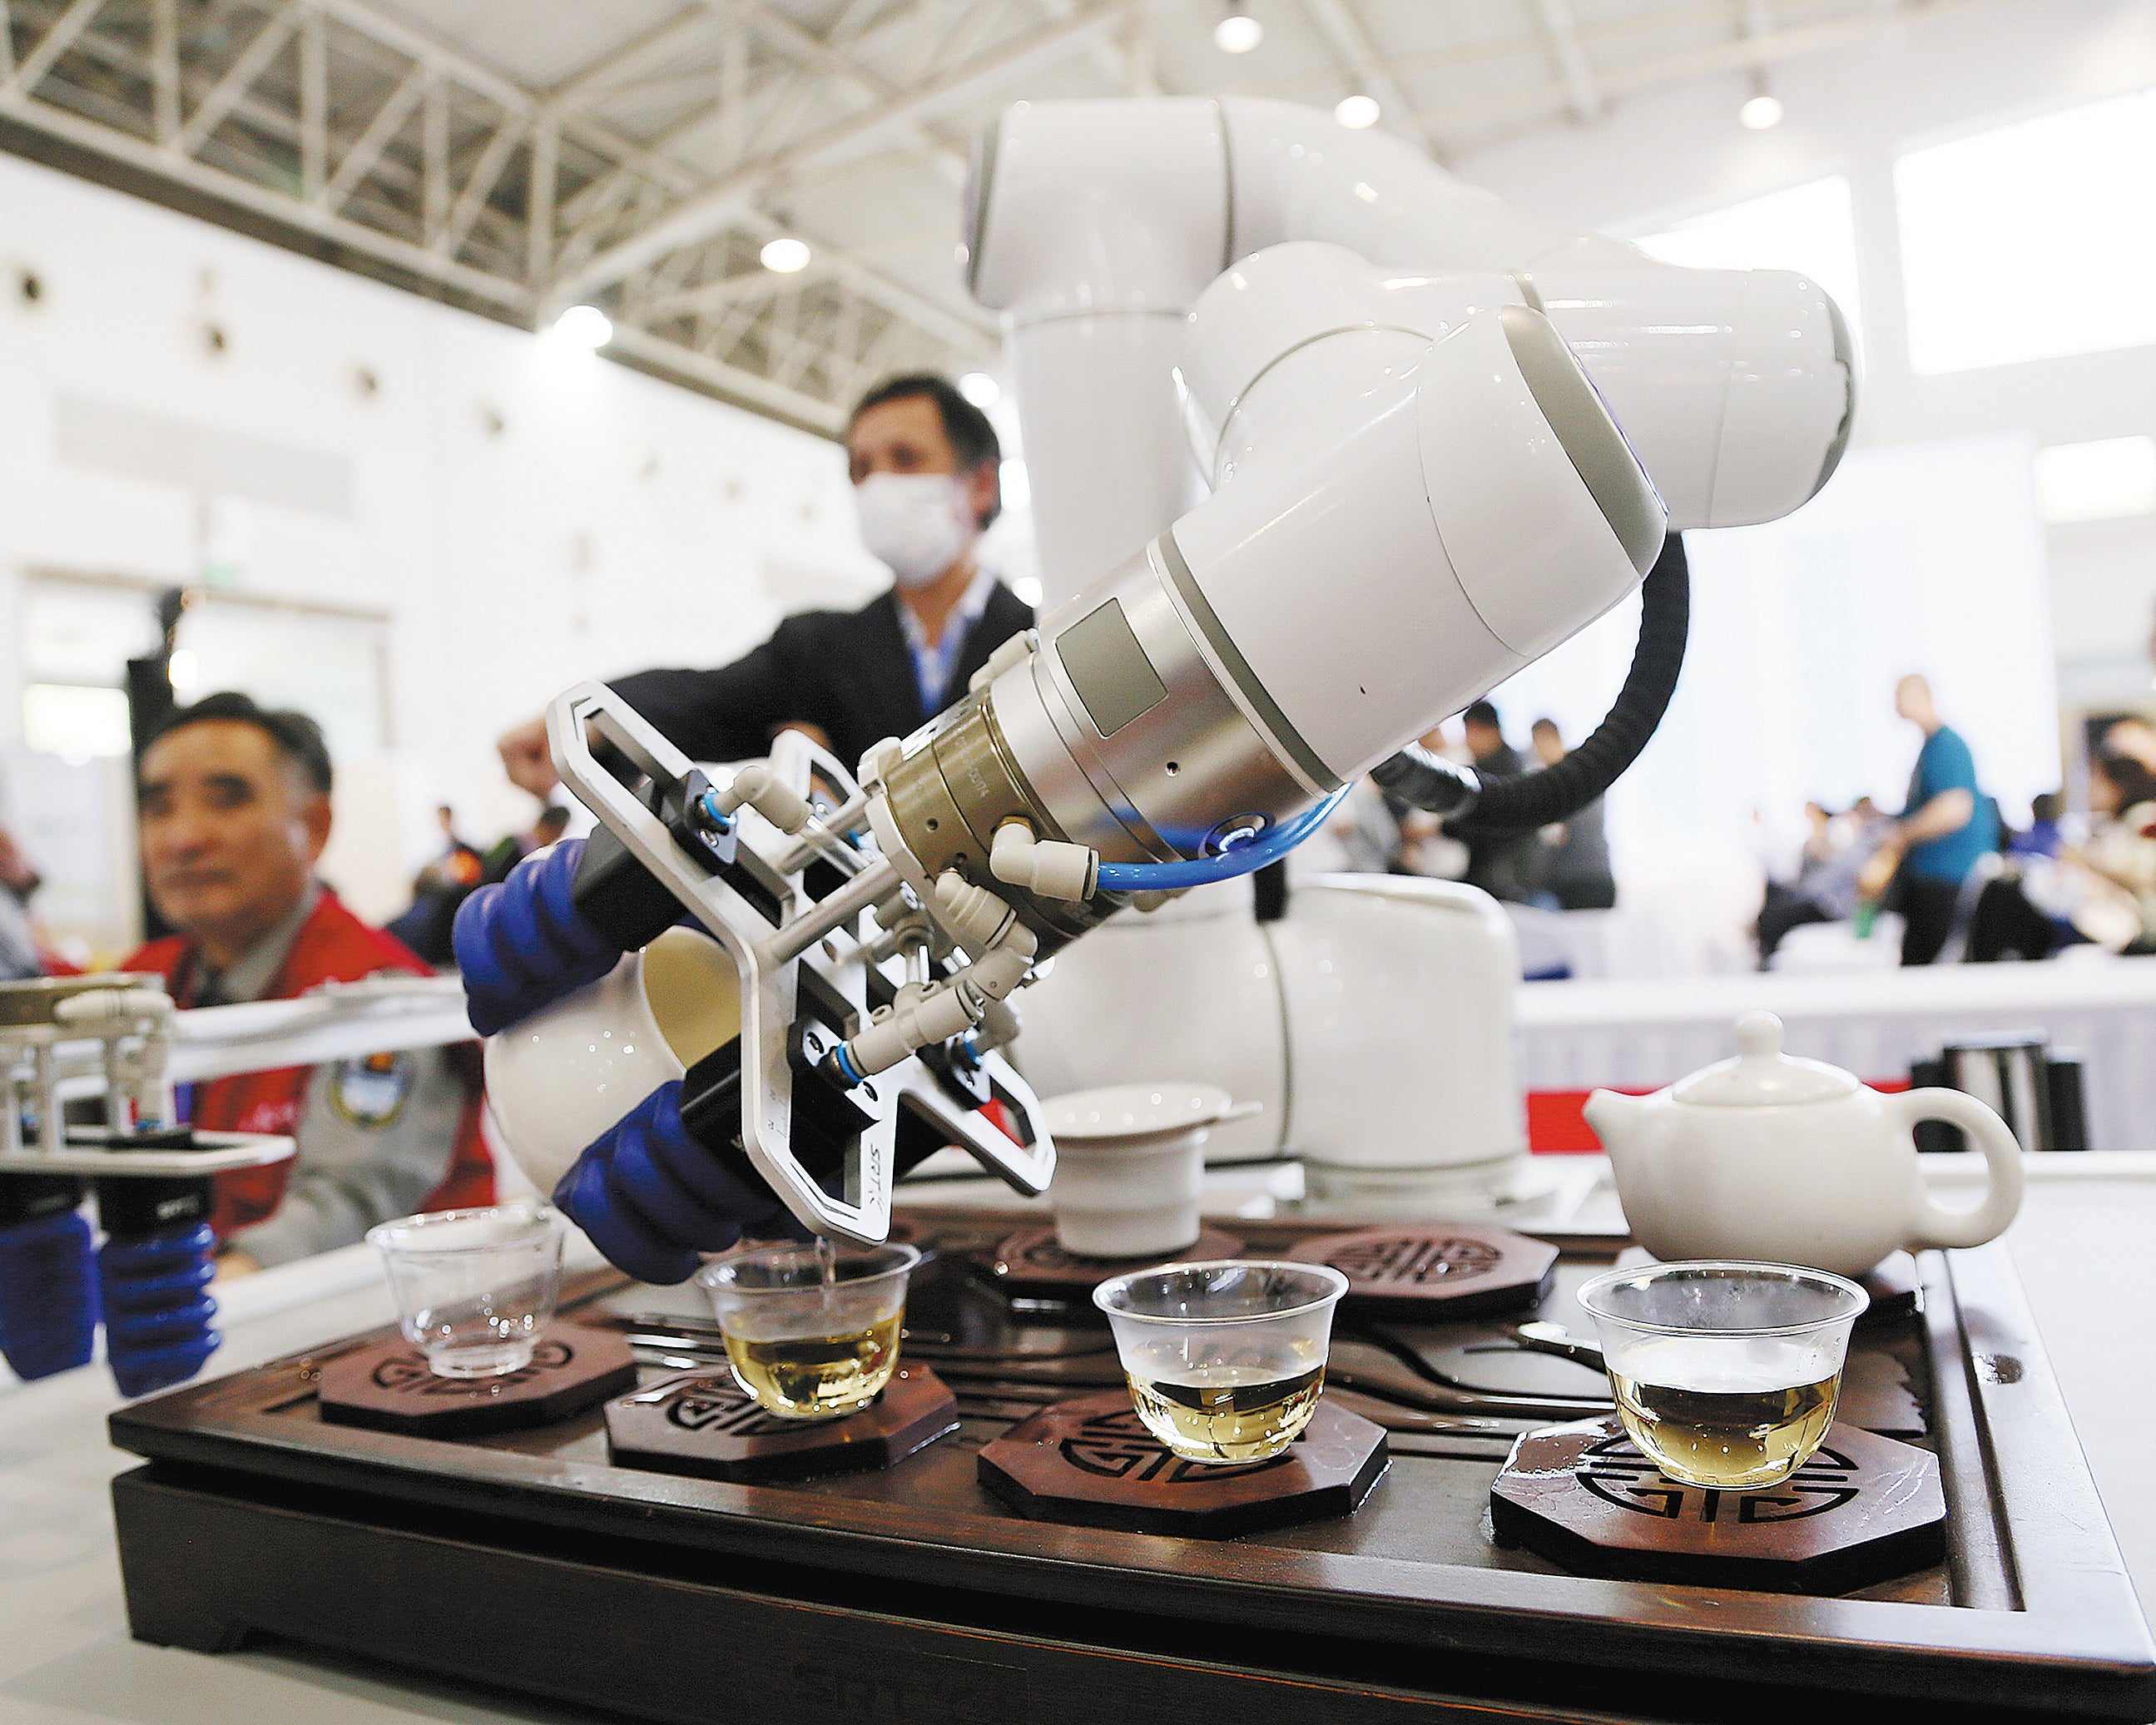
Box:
[94,1171,219,1398]
[0,1173,98,1381]
[1090,786,1353,893]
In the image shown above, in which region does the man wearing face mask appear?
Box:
[496,374,1030,791]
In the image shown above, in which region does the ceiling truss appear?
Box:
[0,0,1946,438]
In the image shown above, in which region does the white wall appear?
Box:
[1453,0,2156,711]
[0,149,888,953]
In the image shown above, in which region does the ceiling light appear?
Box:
[1335,94,1380,130]
[1215,11,1262,53]
[166,648,199,692]
[761,236,811,273]
[550,305,612,349]
[1740,92,1784,131]
[958,371,1001,407]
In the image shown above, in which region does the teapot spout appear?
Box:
[1583,1088,1646,1159]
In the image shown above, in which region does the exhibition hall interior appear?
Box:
[3,1,2156,1720]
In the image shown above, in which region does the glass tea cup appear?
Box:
[367,1200,566,1378]
[1093,1259,1349,1465]
[1575,1259,1869,1490]
[696,1242,919,1420]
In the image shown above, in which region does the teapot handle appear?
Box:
[1889,1088,2026,1250]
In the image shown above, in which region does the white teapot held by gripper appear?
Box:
[1585,1011,2025,1278]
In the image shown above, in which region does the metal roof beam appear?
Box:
[173,0,302,155]
[8,0,106,95]
[731,0,971,182]
[540,4,712,116]
[1415,1,1969,143]
[552,0,1131,304]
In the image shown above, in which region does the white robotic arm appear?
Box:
[966,95,1854,597]
[488,286,1662,1250]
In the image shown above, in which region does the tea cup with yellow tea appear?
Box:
[1574,1260,1868,1490]
[696,1242,919,1419]
[1093,1259,1349,1465]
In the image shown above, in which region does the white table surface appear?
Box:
[2,1161,2153,1724]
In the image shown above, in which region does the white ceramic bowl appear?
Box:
[1044,1082,1244,1258]
[482,925,741,1200]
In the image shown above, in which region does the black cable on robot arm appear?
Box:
[1370,533,1691,832]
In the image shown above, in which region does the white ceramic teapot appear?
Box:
[1585,1012,2025,1278]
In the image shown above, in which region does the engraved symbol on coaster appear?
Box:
[604,1366,959,1483]
[1056,1406,1288,1486]
[1286,1223,1557,1318]
[318,1325,637,1438]
[1574,1431,1861,1525]
[1325,1233,1503,1286]
[371,1338,573,1396]
[978,1390,1388,1538]
[662,1377,799,1440]
[1488,1415,1945,1594]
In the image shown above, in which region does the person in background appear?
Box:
[124,691,492,1273]
[496,373,1031,792]
[2103,717,2156,776]
[0,826,50,980]
[1445,701,1547,904]
[2059,753,2156,954]
[1529,717,1616,910]
[1755,801,1890,968]
[2010,791,2065,861]
[480,804,572,887]
[386,804,488,966]
[1857,675,2000,966]
[418,805,483,894]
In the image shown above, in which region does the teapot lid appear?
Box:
[1669,1012,1858,1107]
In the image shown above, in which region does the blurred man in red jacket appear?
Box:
[124,692,491,1274]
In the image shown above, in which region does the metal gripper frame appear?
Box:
[548,681,1054,1246]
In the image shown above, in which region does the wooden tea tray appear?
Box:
[106,1214,2156,1724]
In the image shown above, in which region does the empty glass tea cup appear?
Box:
[696,1242,919,1419]
[367,1200,566,1378]
[1575,1259,1869,1490]
[1093,1259,1349,1465]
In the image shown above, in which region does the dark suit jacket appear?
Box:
[1451,742,1550,905]
[611,583,1035,775]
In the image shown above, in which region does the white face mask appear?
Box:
[855,472,974,590]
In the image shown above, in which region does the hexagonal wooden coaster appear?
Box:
[604,1364,958,1483]
[1489,1415,1945,1594]
[318,1324,637,1439]
[979,1224,1245,1301]
[1285,1222,1557,1320]
[978,1391,1389,1537]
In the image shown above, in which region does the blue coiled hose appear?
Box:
[454,838,625,1037]
[0,1200,99,1381]
[100,1221,219,1398]
[553,1083,800,1285]
[1091,786,1353,893]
